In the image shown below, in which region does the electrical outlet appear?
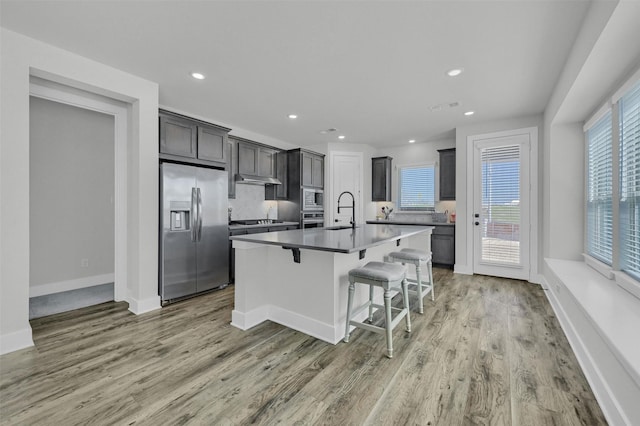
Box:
[81,258,89,268]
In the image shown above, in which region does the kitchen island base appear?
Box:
[231,230,431,344]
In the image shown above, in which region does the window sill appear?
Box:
[582,253,614,279]
[545,258,640,390]
[615,271,640,300]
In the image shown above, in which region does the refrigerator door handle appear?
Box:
[197,187,203,241]
[191,187,198,242]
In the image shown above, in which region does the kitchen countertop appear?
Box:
[366,219,455,227]
[229,221,298,231]
[229,223,433,254]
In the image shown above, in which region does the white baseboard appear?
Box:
[0,328,34,355]
[543,271,635,426]
[231,306,270,331]
[269,306,339,345]
[30,273,115,297]
[529,273,544,286]
[127,295,161,315]
[454,264,473,275]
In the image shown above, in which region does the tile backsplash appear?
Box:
[229,184,278,220]
[373,200,457,223]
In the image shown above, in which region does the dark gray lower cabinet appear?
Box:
[431,226,455,267]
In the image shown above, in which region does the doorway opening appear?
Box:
[29,78,128,317]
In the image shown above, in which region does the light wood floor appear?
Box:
[0,269,607,425]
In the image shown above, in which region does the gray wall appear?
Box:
[29,97,115,290]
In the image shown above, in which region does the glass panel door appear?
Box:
[473,134,530,280]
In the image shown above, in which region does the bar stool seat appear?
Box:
[388,248,434,314]
[344,261,411,358]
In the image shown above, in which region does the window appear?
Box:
[398,164,435,211]
[586,111,613,265]
[619,81,640,280]
[584,73,640,293]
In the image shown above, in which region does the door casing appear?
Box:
[466,127,539,282]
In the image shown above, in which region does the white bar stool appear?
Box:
[387,248,434,314]
[344,261,411,358]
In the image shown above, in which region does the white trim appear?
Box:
[615,271,640,301]
[0,328,34,355]
[612,66,640,103]
[29,80,129,303]
[583,253,615,279]
[542,275,630,426]
[328,151,364,226]
[231,306,271,331]
[127,294,161,315]
[30,274,115,298]
[269,305,340,345]
[466,126,538,281]
[454,264,473,275]
[584,101,612,132]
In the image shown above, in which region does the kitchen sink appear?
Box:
[324,225,355,230]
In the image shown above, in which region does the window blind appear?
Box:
[586,111,613,265]
[398,165,435,211]
[619,81,640,279]
[480,145,521,265]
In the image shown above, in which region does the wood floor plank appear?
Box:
[0,271,609,425]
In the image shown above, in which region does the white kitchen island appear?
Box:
[230,224,433,344]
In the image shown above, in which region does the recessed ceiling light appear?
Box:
[338,135,345,140]
[446,68,464,77]
[191,72,205,80]
[288,114,298,119]
[464,111,475,116]
[409,139,416,144]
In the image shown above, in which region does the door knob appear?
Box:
[475,221,479,226]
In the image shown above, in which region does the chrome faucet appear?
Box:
[337,191,356,229]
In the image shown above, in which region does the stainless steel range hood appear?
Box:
[235,174,282,185]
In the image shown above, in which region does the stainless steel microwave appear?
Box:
[303,188,323,211]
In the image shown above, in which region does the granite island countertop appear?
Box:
[229,223,433,254]
[367,219,455,227]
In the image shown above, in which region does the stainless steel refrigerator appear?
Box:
[160,162,229,304]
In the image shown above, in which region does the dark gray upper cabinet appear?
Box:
[198,125,227,164]
[438,148,456,200]
[238,141,259,175]
[159,110,230,168]
[237,140,277,179]
[159,114,197,159]
[372,156,392,201]
[227,138,238,199]
[301,151,324,188]
[265,150,288,200]
[259,147,277,178]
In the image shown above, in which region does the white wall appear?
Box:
[376,139,456,221]
[0,28,160,354]
[454,114,543,274]
[539,2,640,424]
[30,97,115,291]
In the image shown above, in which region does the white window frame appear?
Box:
[583,67,640,300]
[396,162,436,213]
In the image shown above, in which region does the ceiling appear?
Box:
[1,1,590,148]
